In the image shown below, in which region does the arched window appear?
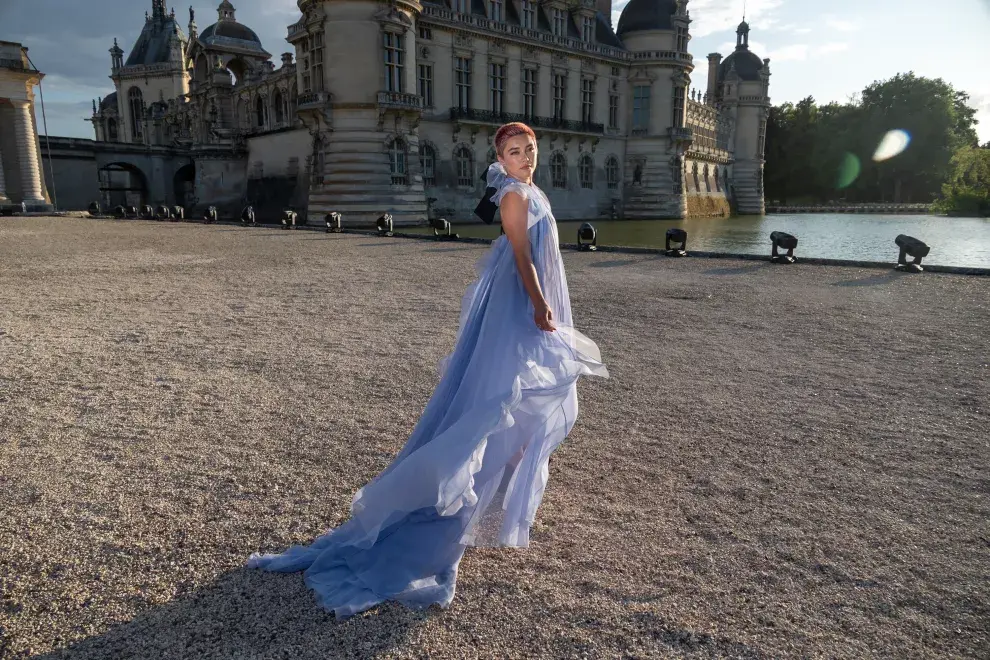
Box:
[388,138,408,185]
[107,118,118,141]
[420,144,436,187]
[605,155,619,190]
[455,145,473,186]
[633,162,643,185]
[128,87,143,139]
[714,166,721,192]
[256,96,266,128]
[550,152,567,189]
[579,153,594,189]
[274,90,284,125]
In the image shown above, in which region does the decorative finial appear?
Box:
[93,99,97,114]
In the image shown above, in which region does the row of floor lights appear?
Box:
[86,204,935,271]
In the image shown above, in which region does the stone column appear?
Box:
[11,100,46,203]
[0,143,8,201]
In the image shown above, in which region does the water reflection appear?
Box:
[409,214,990,268]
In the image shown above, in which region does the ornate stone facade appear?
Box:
[84,0,769,223]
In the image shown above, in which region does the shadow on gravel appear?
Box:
[423,246,480,253]
[589,259,640,269]
[832,270,908,287]
[703,264,765,276]
[36,569,432,660]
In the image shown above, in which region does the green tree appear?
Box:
[933,145,990,216]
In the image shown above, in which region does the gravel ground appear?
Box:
[1,216,988,659]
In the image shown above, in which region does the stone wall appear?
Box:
[245,129,311,222]
[42,151,99,211]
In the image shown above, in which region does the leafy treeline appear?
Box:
[764,72,989,215]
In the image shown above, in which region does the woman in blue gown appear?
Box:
[248,122,609,619]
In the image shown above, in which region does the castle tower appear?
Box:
[714,21,770,214]
[110,0,190,143]
[613,0,694,218]
[292,0,427,226]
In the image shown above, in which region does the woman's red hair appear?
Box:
[494,122,536,157]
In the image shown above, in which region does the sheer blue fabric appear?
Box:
[248,162,609,619]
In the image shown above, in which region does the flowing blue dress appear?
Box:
[248,163,609,618]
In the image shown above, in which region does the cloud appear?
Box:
[611,0,788,37]
[824,16,862,32]
[769,44,809,62]
[818,42,849,54]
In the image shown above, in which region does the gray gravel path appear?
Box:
[1,216,988,659]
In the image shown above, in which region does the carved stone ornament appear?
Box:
[375,5,412,30]
[454,33,473,48]
[672,70,690,87]
[524,47,538,61]
[420,46,431,59]
[581,59,596,73]
[552,53,567,66]
[489,40,506,55]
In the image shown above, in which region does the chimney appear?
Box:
[596,0,612,26]
[281,52,294,68]
[706,52,722,104]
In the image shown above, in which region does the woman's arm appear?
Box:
[500,191,555,332]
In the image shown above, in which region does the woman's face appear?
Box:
[498,133,538,183]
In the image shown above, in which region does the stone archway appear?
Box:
[98,162,148,208]
[173,163,196,208]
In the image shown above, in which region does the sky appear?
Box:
[1,0,988,142]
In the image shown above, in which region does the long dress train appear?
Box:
[247,163,609,619]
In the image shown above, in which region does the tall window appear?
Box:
[672,85,685,128]
[758,118,768,157]
[550,152,567,189]
[552,73,566,121]
[418,26,432,40]
[389,138,408,185]
[632,85,650,131]
[552,8,566,37]
[274,90,285,124]
[605,156,619,189]
[420,144,436,186]
[579,153,593,189]
[522,68,536,119]
[489,0,503,21]
[256,96,266,128]
[672,158,683,193]
[128,87,143,139]
[107,118,118,141]
[676,26,688,52]
[521,0,535,29]
[384,32,404,93]
[608,93,619,129]
[489,62,505,113]
[312,31,325,92]
[453,0,468,13]
[418,64,433,106]
[455,145,473,186]
[714,166,721,192]
[301,37,311,93]
[581,78,595,124]
[582,16,594,42]
[455,57,472,110]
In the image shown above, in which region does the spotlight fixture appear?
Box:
[431,217,458,240]
[203,206,218,224]
[577,223,597,251]
[325,211,342,233]
[88,201,101,217]
[140,204,154,219]
[894,234,930,273]
[241,205,256,226]
[376,213,394,237]
[113,205,126,219]
[665,228,688,257]
[281,210,297,229]
[770,231,798,264]
[125,205,138,219]
[155,205,171,221]
[171,206,184,221]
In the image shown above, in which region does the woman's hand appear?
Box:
[534,302,556,332]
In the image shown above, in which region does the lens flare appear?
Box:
[873,129,911,162]
[836,152,861,189]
